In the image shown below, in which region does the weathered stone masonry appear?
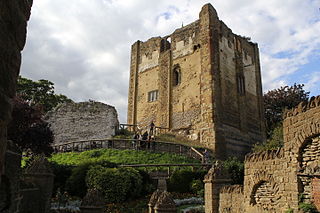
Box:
[0,0,32,211]
[45,101,119,144]
[205,96,320,213]
[127,3,265,159]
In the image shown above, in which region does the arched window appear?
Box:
[173,65,181,86]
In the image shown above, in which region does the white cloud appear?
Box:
[21,0,320,122]
[304,72,320,95]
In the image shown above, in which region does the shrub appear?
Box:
[65,160,117,198]
[223,157,244,184]
[252,124,283,152]
[190,179,204,197]
[88,150,102,158]
[50,162,73,196]
[299,203,318,213]
[285,208,294,213]
[168,170,206,193]
[137,169,156,195]
[86,166,143,203]
[114,128,133,138]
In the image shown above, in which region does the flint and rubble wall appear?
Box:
[45,101,119,144]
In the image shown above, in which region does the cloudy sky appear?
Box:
[21,0,320,122]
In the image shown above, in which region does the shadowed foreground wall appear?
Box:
[0,0,32,211]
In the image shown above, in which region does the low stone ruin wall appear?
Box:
[45,101,119,144]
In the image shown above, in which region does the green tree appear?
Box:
[264,83,309,137]
[254,84,310,152]
[17,76,72,112]
[252,124,283,152]
[7,96,53,155]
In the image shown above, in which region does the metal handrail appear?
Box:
[119,163,211,167]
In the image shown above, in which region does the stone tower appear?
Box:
[127,3,265,159]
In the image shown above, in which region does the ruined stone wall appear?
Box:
[0,0,32,211]
[45,101,119,144]
[127,3,265,159]
[212,96,320,213]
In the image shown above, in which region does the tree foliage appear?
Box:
[254,84,310,152]
[17,76,72,112]
[252,124,283,152]
[7,96,53,155]
[264,83,309,137]
[223,157,244,184]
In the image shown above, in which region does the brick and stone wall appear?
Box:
[243,149,293,213]
[45,101,119,144]
[218,185,244,213]
[0,0,32,211]
[210,96,320,213]
[312,177,320,210]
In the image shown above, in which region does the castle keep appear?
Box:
[127,4,265,159]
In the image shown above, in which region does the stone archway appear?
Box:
[250,180,281,211]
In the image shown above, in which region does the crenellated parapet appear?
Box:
[245,148,284,162]
[220,185,243,194]
[219,185,244,212]
[283,95,320,119]
[283,95,320,154]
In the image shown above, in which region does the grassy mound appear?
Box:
[49,148,200,166]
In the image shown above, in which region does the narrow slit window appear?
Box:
[173,65,181,86]
[237,75,245,95]
[148,90,158,102]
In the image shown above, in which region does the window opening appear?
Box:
[148,90,158,102]
[173,65,181,86]
[237,75,245,95]
[160,37,171,52]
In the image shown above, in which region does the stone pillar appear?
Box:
[204,162,231,213]
[23,156,54,213]
[154,191,176,213]
[149,170,169,191]
[80,188,105,213]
